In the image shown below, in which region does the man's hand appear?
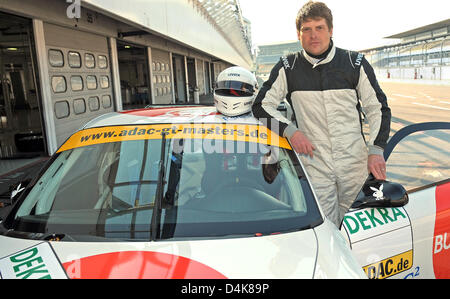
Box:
[289,130,315,158]
[368,154,387,180]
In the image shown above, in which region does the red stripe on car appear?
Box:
[62,251,227,279]
[433,182,450,278]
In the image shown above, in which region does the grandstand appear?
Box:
[254,40,302,79]
[361,19,450,81]
[253,19,450,83]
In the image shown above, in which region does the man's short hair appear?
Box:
[296,1,333,31]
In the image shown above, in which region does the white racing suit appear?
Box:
[252,44,391,227]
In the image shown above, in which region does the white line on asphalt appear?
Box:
[439,101,450,105]
[419,92,433,100]
[392,94,417,99]
[412,102,450,111]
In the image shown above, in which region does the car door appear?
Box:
[340,122,450,279]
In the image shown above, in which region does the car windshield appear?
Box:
[6,124,322,241]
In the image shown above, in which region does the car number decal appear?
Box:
[57,123,291,153]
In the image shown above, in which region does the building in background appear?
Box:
[254,40,302,81]
[242,17,252,54]
[0,0,253,158]
[361,19,450,81]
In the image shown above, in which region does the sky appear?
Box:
[238,0,450,51]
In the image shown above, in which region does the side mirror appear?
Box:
[351,179,408,209]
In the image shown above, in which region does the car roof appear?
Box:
[82,106,261,129]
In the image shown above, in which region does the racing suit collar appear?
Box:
[302,43,336,69]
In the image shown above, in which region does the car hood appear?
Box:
[0,223,364,279]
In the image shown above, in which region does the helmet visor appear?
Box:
[215,80,255,97]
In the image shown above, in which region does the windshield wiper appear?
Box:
[150,132,168,241]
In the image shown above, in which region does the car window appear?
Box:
[385,127,450,191]
[7,125,322,241]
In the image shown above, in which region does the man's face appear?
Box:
[297,17,333,56]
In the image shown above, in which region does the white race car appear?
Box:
[0,106,448,279]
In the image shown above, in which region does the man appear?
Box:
[252,1,391,227]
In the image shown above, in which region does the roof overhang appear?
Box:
[384,19,450,39]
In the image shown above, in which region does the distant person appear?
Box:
[252,1,391,227]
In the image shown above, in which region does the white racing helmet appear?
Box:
[214,66,258,116]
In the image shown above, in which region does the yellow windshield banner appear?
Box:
[57,123,292,153]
